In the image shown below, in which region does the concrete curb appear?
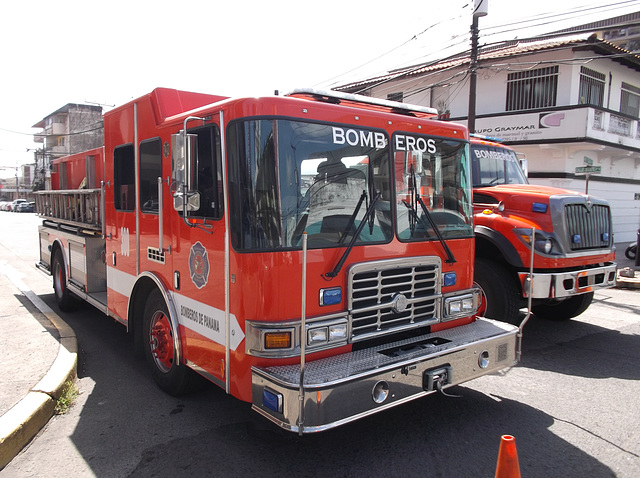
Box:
[0,275,77,470]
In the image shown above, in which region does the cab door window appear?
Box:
[139,138,162,213]
[114,144,135,211]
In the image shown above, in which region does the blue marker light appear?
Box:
[320,287,342,306]
[443,272,457,287]
[262,388,283,413]
[532,202,548,213]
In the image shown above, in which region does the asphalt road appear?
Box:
[1,213,639,477]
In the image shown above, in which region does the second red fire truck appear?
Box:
[36,88,519,433]
[470,136,616,323]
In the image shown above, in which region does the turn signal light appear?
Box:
[264,332,292,349]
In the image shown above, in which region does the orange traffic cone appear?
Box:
[495,435,521,478]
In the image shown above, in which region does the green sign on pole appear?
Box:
[575,166,601,174]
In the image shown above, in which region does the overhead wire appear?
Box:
[320,1,473,89]
[480,0,640,39]
[325,0,640,93]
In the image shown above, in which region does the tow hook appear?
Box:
[423,365,461,398]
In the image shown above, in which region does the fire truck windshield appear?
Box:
[394,134,473,241]
[471,144,528,187]
[228,119,393,251]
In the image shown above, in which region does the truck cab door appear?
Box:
[169,122,228,385]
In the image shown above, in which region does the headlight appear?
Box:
[246,317,348,357]
[535,237,553,254]
[308,320,348,347]
[515,228,559,255]
[443,292,478,320]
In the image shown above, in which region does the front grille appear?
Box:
[348,258,441,341]
[565,203,611,251]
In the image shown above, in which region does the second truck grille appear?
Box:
[565,203,611,251]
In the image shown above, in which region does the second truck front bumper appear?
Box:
[517,263,617,299]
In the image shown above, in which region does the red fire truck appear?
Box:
[470,136,616,323]
[36,88,519,433]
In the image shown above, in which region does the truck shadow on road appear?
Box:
[516,312,640,380]
[38,295,621,478]
[125,388,618,478]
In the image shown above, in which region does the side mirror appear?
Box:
[173,190,200,211]
[517,153,528,178]
[171,131,200,211]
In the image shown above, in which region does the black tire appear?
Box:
[625,244,636,260]
[474,258,521,324]
[143,289,202,396]
[532,292,594,321]
[52,248,78,312]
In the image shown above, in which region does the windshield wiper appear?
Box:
[415,194,456,264]
[406,167,456,264]
[338,190,367,245]
[324,191,381,279]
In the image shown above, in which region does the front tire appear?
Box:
[143,289,201,395]
[474,258,520,324]
[532,292,594,321]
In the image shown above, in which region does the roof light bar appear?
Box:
[287,88,438,116]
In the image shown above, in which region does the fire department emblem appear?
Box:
[189,241,210,289]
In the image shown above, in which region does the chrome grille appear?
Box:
[565,204,611,251]
[348,258,441,341]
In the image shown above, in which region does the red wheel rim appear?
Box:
[149,311,174,373]
[54,262,64,299]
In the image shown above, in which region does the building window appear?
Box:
[506,66,558,111]
[387,92,404,102]
[620,82,640,117]
[579,67,605,106]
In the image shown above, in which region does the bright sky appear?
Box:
[1,0,639,177]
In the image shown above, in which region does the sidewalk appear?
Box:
[0,268,77,470]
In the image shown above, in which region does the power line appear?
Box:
[481,1,640,39]
[0,123,104,138]
[326,1,640,91]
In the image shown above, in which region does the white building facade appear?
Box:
[338,35,640,243]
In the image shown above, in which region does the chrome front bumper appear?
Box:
[251,318,518,433]
[518,263,617,299]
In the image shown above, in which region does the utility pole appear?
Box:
[468,0,488,134]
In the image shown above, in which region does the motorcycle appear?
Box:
[625,242,637,260]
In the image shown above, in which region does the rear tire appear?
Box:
[474,258,520,324]
[143,289,202,395]
[532,292,594,321]
[52,248,78,312]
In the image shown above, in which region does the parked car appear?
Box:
[16,201,34,213]
[0,201,8,211]
[10,199,27,212]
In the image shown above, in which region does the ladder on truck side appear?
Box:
[35,188,103,233]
